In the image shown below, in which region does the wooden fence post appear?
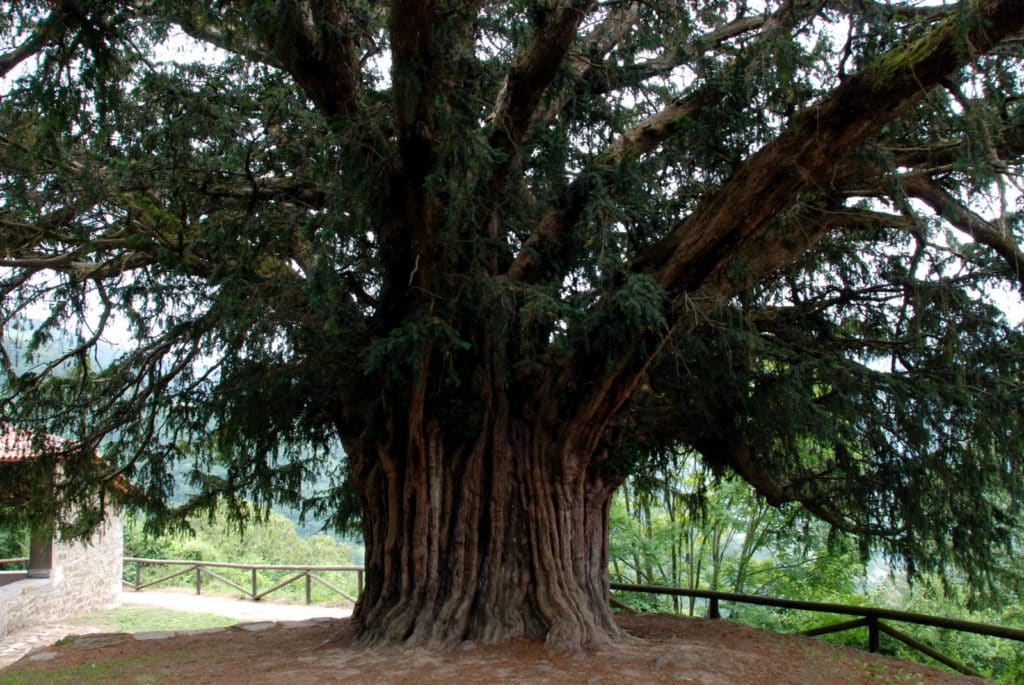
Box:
[251,568,258,600]
[305,573,312,604]
[195,566,202,595]
[135,562,142,591]
[709,597,720,619]
[868,617,880,653]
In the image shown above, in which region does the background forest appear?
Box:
[608,452,1024,683]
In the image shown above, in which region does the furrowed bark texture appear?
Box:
[349,383,621,649]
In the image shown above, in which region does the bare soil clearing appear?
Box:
[1,613,991,684]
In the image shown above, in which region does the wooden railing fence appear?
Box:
[124,557,364,605]
[120,559,1023,678]
[611,582,1024,678]
[0,557,27,570]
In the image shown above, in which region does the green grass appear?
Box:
[0,609,236,685]
[0,650,190,685]
[69,606,237,633]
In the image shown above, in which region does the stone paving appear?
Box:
[0,620,106,668]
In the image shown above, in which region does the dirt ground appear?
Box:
[1,613,991,684]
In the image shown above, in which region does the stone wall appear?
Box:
[0,512,123,637]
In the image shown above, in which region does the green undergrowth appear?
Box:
[0,649,190,685]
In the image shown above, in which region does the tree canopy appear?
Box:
[2,0,1024,648]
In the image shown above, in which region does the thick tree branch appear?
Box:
[390,0,441,179]
[694,433,904,536]
[487,0,595,158]
[472,1,596,282]
[245,1,363,119]
[381,1,485,307]
[534,0,998,207]
[388,0,483,170]
[541,0,1024,497]
[169,13,280,69]
[530,2,642,124]
[638,0,1024,296]
[504,2,821,285]
[0,11,66,78]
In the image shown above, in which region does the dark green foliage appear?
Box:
[1,0,1023,613]
[0,527,26,560]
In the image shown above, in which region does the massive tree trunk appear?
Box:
[347,381,623,650]
[340,0,1024,650]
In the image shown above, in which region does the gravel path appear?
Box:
[118,588,353,622]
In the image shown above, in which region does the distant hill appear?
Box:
[2,321,121,375]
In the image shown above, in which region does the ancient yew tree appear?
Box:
[2,0,1024,649]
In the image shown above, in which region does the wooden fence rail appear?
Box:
[0,557,28,569]
[611,582,1024,677]
[123,557,364,605]
[120,560,1022,678]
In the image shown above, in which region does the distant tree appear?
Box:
[2,0,1023,649]
[123,505,361,602]
[610,468,1024,681]
[0,527,26,561]
[123,506,358,566]
[609,453,857,614]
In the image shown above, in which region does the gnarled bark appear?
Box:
[349,386,622,650]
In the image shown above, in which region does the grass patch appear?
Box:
[0,650,190,685]
[70,606,237,633]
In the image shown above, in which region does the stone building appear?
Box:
[0,424,123,637]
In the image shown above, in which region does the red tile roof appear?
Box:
[0,423,65,463]
[0,423,134,505]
